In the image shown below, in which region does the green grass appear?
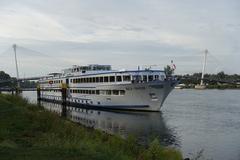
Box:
[0,94,182,160]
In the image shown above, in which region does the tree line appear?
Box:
[0,71,37,88]
[176,71,240,85]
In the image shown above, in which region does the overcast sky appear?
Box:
[0,0,239,77]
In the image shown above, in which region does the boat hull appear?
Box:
[40,80,176,112]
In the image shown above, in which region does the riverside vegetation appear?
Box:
[0,94,182,160]
[177,72,240,89]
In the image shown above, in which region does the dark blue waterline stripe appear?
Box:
[40,98,150,111]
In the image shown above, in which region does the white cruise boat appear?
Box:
[38,64,177,111]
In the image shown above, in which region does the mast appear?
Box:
[200,49,208,86]
[13,44,20,88]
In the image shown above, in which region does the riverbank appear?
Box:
[0,94,182,160]
[176,84,240,89]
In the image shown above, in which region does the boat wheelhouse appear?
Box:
[39,64,177,111]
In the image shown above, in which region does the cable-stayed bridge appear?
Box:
[0,44,239,92]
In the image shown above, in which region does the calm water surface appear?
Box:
[22,89,240,160]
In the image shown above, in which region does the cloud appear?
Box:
[0,0,239,76]
[0,5,71,41]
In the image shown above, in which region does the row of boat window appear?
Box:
[70,75,163,83]
[42,89,60,92]
[71,75,130,83]
[39,74,164,85]
[41,89,126,95]
[40,80,63,84]
[70,89,126,95]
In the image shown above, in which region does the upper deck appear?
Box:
[62,64,112,76]
[39,64,166,85]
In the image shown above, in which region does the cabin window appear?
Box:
[117,76,122,82]
[92,90,96,94]
[96,90,100,95]
[93,77,96,83]
[132,75,141,81]
[106,90,111,95]
[100,77,104,82]
[155,75,159,80]
[86,90,89,94]
[96,77,99,82]
[110,76,115,82]
[90,77,93,83]
[148,75,153,81]
[143,75,147,82]
[123,75,131,81]
[104,76,109,82]
[112,90,119,95]
[120,90,125,95]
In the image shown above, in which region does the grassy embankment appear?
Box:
[0,94,182,160]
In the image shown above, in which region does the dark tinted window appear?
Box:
[110,76,115,82]
[117,76,122,82]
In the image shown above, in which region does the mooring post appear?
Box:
[15,87,20,95]
[15,84,23,95]
[61,83,67,117]
[37,85,41,101]
[11,88,14,95]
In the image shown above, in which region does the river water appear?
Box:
[21,89,240,160]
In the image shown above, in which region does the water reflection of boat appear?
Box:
[40,101,179,147]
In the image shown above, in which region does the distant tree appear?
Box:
[217,71,225,79]
[0,71,11,80]
[0,71,13,87]
[192,73,202,78]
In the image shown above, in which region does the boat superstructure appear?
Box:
[39,64,177,111]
